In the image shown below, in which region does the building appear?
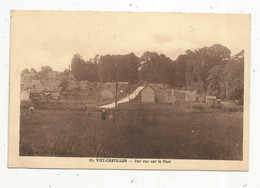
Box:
[80,80,89,90]
[198,93,207,103]
[21,80,33,91]
[42,80,61,91]
[174,90,197,102]
[186,90,197,101]
[118,82,129,90]
[101,89,114,99]
[157,83,170,89]
[206,95,217,105]
[103,82,128,91]
[31,80,44,93]
[150,84,167,103]
[166,95,176,104]
[20,90,30,101]
[141,85,155,103]
[67,80,80,91]
[51,87,62,99]
[139,84,168,103]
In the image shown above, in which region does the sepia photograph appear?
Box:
[8,10,250,170]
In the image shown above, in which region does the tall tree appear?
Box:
[71,54,85,81]
[139,52,174,84]
[38,65,53,79]
[21,68,30,77]
[206,65,225,98]
[224,50,244,101]
[174,44,231,92]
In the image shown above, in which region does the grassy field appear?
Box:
[20,103,243,160]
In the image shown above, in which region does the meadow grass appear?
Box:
[20,104,243,160]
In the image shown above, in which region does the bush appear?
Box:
[20,100,33,108]
[224,105,243,112]
[221,102,243,112]
[192,103,206,110]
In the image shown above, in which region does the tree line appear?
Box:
[21,44,244,101]
[70,44,244,101]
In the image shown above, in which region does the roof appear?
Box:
[206,95,217,100]
[175,90,196,94]
[31,80,42,85]
[141,84,166,94]
[68,80,80,84]
[118,82,129,85]
[101,88,114,93]
[42,80,60,86]
[52,86,62,92]
[80,80,89,84]
[141,84,155,92]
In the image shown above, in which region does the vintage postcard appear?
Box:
[8,10,250,170]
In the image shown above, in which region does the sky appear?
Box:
[11,11,251,72]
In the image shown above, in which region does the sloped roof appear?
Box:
[150,84,166,93]
[140,84,166,94]
[175,90,196,94]
[52,87,62,92]
[101,88,114,93]
[31,79,42,85]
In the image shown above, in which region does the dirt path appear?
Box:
[100,86,144,108]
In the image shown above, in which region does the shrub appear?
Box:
[224,105,243,112]
[192,103,206,110]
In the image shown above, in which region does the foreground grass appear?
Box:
[20,107,243,160]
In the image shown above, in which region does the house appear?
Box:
[42,80,61,91]
[31,80,44,93]
[156,83,170,89]
[118,82,129,90]
[80,80,89,90]
[105,82,116,91]
[67,80,80,91]
[174,90,197,102]
[150,84,167,103]
[41,80,52,91]
[166,95,176,104]
[20,90,30,101]
[198,93,207,103]
[51,87,62,99]
[186,90,197,101]
[164,89,176,104]
[118,82,129,85]
[206,95,217,105]
[139,84,168,103]
[79,81,99,91]
[141,85,155,103]
[21,80,33,91]
[101,89,114,99]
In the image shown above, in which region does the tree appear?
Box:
[30,68,37,74]
[224,50,244,101]
[139,52,174,84]
[59,80,68,91]
[173,44,231,92]
[21,68,30,77]
[39,66,53,79]
[62,68,70,76]
[98,53,139,83]
[71,54,85,81]
[40,66,52,72]
[206,65,225,98]
[113,53,139,83]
